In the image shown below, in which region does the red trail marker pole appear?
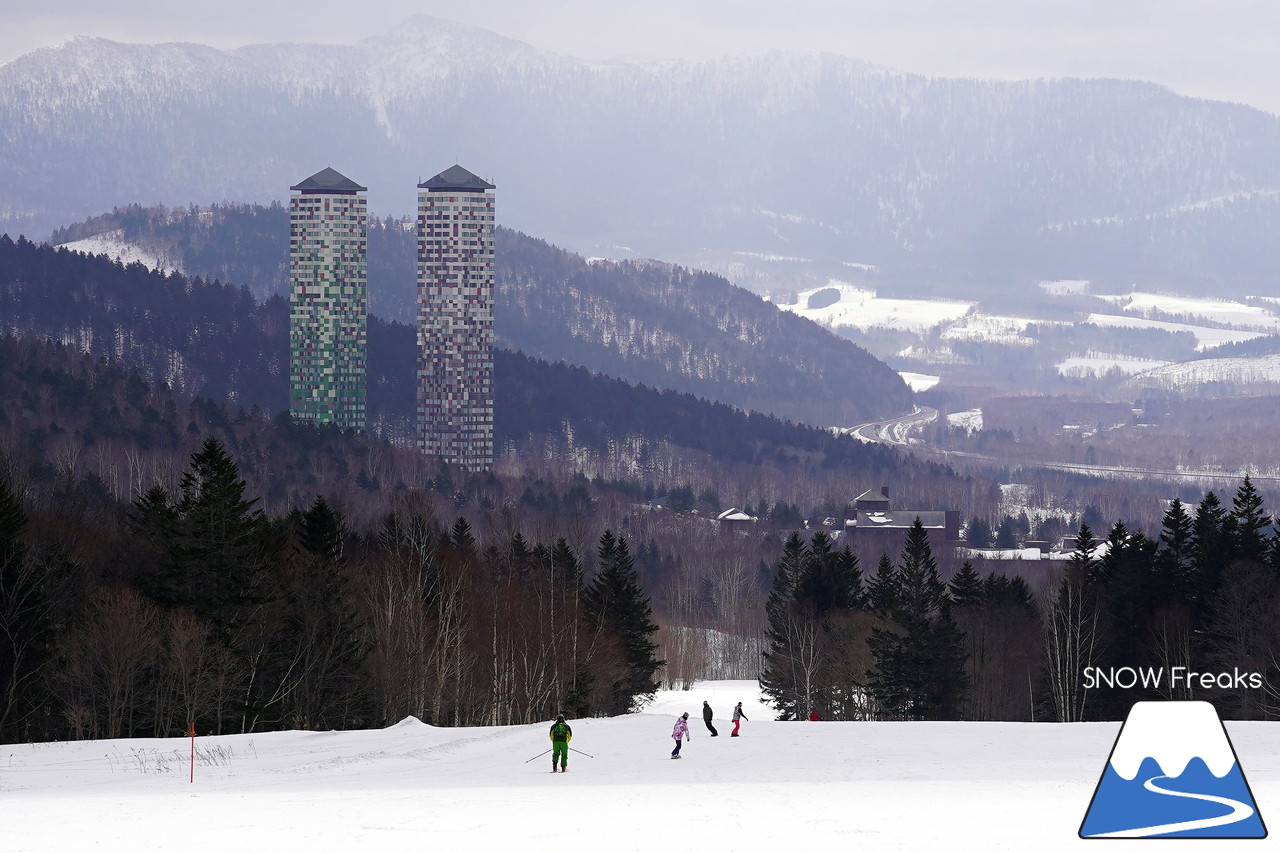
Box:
[190,722,195,783]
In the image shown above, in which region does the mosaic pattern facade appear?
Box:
[416,171,495,470]
[288,175,368,431]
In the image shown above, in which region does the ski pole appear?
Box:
[568,747,594,758]
[524,749,553,763]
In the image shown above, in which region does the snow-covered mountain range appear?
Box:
[6,16,1280,299]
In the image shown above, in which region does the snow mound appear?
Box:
[394,716,427,728]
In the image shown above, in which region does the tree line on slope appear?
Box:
[762,477,1280,721]
[0,438,662,743]
[0,322,989,707]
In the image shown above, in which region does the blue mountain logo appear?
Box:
[1080,701,1266,838]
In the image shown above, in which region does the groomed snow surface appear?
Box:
[5,680,1279,851]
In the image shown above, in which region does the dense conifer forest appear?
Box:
[760,480,1280,723]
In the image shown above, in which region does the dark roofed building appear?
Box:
[290,166,367,195]
[418,164,496,192]
[849,510,961,543]
[854,485,891,512]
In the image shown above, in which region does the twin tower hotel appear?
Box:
[287,165,495,471]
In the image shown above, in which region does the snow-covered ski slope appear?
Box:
[4,681,1279,851]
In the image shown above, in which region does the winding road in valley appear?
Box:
[843,407,1280,485]
[843,405,938,445]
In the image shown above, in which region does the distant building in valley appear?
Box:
[288,167,368,430]
[845,484,961,545]
[416,165,496,470]
[717,507,758,535]
[854,485,892,512]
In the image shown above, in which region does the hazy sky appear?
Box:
[5,1,1280,114]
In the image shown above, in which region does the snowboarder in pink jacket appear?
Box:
[671,712,690,758]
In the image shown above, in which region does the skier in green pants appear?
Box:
[549,714,573,772]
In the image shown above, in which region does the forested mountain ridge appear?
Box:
[48,206,912,425]
[0,235,968,518]
[8,17,1280,296]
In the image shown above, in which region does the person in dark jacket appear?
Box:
[731,701,748,736]
[702,700,718,736]
[549,713,572,772]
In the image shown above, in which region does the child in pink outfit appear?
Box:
[671,712,690,758]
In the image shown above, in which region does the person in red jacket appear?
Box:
[731,701,748,736]
[671,712,690,758]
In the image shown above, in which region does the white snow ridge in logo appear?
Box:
[1079,701,1266,838]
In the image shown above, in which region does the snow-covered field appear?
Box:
[56,230,179,274]
[941,313,1062,347]
[1085,313,1266,350]
[1127,354,1280,390]
[6,680,1277,851]
[898,371,939,392]
[781,281,973,333]
[1097,292,1280,331]
[947,408,983,431]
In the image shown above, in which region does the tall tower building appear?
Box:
[416,165,496,470]
[288,167,368,431]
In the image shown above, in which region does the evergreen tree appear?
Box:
[867,519,968,720]
[154,438,273,733]
[584,531,662,715]
[966,517,993,548]
[1267,531,1280,578]
[449,517,477,564]
[549,537,584,590]
[985,573,1037,617]
[1155,498,1196,606]
[763,532,871,720]
[794,532,861,614]
[1191,492,1230,621]
[127,484,179,604]
[1230,476,1271,565]
[868,553,899,613]
[761,532,811,720]
[282,496,368,729]
[994,516,1018,549]
[1093,522,1158,716]
[167,437,268,632]
[948,561,983,608]
[835,543,866,611]
[547,538,591,717]
[0,472,54,740]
